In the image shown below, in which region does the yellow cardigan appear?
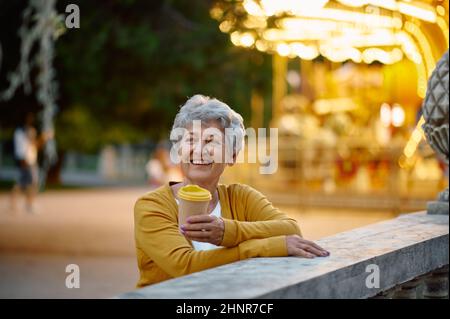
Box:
[134,182,302,287]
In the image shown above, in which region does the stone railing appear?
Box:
[119,212,448,299]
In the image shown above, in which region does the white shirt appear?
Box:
[175,199,222,251]
[14,128,37,165]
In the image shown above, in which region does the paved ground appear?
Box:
[0,187,414,299]
[0,253,137,299]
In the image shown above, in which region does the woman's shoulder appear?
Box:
[134,183,175,213]
[219,183,264,198]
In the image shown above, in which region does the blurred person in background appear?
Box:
[134,95,329,287]
[146,142,182,188]
[10,112,53,214]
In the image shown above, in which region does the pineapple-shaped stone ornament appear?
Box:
[422,51,449,215]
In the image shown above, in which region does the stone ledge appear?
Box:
[119,212,449,299]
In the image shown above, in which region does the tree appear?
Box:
[0,0,272,182]
[53,0,272,151]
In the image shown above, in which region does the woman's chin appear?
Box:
[185,168,217,183]
[185,173,212,184]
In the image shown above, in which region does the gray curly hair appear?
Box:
[170,94,246,161]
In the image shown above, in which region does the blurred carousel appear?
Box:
[212,0,449,209]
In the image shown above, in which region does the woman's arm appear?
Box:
[220,184,301,247]
[135,199,287,278]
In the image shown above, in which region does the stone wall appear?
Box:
[119,212,448,299]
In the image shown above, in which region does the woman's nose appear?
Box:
[192,141,203,159]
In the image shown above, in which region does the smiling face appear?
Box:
[179,120,232,185]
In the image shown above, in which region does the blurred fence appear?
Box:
[0,142,152,187]
[1,136,446,211]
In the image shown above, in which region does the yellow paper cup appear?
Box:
[177,185,212,227]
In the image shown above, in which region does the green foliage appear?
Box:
[54,0,272,152]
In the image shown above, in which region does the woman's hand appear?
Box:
[286,235,330,258]
[181,215,224,246]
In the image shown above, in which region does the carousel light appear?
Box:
[290,43,319,60]
[314,98,357,114]
[367,0,397,10]
[263,28,329,42]
[416,62,428,98]
[348,48,363,63]
[286,70,301,88]
[403,116,426,158]
[240,33,255,47]
[276,43,291,56]
[391,104,405,127]
[436,17,449,47]
[391,47,404,61]
[259,0,328,16]
[336,0,397,10]
[398,1,437,23]
[362,47,403,64]
[230,31,241,46]
[411,127,423,143]
[380,103,391,127]
[217,0,442,100]
[397,31,422,64]
[255,40,268,52]
[436,5,446,16]
[219,20,232,33]
[320,45,362,63]
[350,29,398,47]
[244,0,438,24]
[243,0,265,17]
[338,0,372,7]
[279,18,340,31]
[243,16,267,29]
[265,23,407,50]
[209,6,223,20]
[404,142,416,158]
[405,21,436,75]
[279,8,400,28]
[328,29,401,48]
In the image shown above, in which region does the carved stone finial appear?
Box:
[421,51,449,215]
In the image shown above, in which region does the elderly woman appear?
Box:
[134,94,329,287]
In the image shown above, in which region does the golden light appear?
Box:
[314,98,358,114]
[290,43,320,60]
[402,116,426,161]
[259,0,329,16]
[219,20,232,33]
[337,0,397,10]
[276,43,290,56]
[391,103,405,127]
[436,5,446,16]
[243,0,265,16]
[240,33,255,47]
[230,31,241,46]
[212,0,449,168]
[212,0,448,85]
[380,103,392,127]
[255,40,268,51]
[397,1,436,22]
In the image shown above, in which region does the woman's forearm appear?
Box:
[220,218,301,247]
[143,235,288,278]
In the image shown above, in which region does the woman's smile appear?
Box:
[190,159,213,166]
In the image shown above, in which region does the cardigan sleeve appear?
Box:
[220,184,302,248]
[134,197,287,278]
